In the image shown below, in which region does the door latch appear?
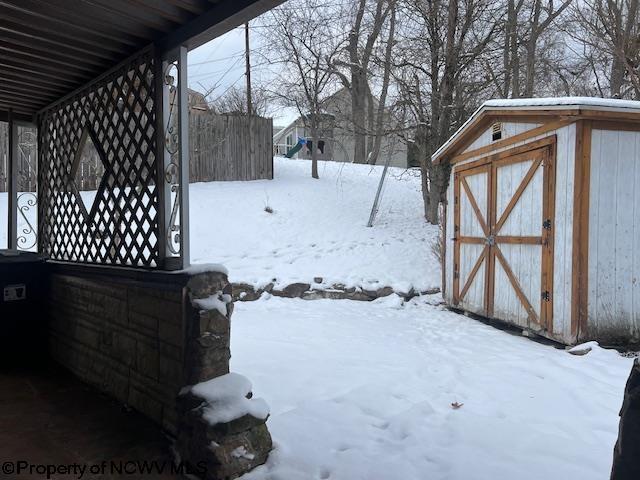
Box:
[543,219,552,230]
[541,290,551,301]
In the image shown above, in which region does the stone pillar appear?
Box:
[611,358,640,480]
[176,270,272,480]
[47,264,272,479]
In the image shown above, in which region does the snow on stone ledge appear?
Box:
[193,292,232,316]
[176,263,229,276]
[188,373,270,426]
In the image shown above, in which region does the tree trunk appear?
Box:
[610,55,626,97]
[422,161,451,225]
[523,0,541,97]
[368,5,396,166]
[503,0,515,97]
[311,126,319,179]
[351,74,368,164]
[366,87,375,162]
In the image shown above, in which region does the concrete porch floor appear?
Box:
[0,362,184,479]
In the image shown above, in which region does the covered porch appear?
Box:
[0,1,282,478]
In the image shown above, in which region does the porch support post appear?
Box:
[7,109,18,249]
[158,45,189,270]
[155,52,168,268]
[176,45,190,268]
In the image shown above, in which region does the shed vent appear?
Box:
[492,123,502,141]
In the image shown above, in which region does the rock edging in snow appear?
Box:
[232,281,440,302]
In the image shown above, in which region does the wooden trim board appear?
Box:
[541,142,556,331]
[571,120,592,340]
[451,120,571,165]
[433,108,640,165]
[454,135,557,173]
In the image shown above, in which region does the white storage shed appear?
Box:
[434,97,640,345]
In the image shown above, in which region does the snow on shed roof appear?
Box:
[432,97,640,163]
[482,96,640,111]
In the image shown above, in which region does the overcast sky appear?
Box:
[188,23,296,127]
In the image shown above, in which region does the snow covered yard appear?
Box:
[231,295,633,480]
[1,158,438,295]
[190,157,439,293]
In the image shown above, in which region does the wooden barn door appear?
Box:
[453,141,555,331]
[452,164,492,316]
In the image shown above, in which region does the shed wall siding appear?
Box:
[444,123,576,342]
[587,129,640,343]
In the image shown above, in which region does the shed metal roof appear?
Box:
[432,97,640,164]
[0,0,283,121]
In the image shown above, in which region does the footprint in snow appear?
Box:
[372,420,390,430]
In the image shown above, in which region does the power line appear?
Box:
[188,50,245,67]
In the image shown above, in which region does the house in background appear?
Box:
[273,87,408,167]
[187,88,210,113]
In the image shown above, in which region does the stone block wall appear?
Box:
[47,267,232,434]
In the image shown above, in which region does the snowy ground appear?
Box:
[1,158,438,294]
[232,294,633,480]
[2,157,632,479]
[190,158,439,293]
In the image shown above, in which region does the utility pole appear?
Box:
[245,22,252,116]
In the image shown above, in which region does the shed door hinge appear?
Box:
[541,290,551,301]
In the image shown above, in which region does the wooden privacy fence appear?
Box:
[189,112,273,182]
[0,113,273,191]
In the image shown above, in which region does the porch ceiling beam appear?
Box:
[0,63,81,87]
[0,86,60,104]
[163,0,212,15]
[0,33,114,67]
[0,3,146,46]
[0,93,46,108]
[0,109,33,122]
[159,0,284,51]
[1,0,163,40]
[0,44,106,71]
[0,18,132,56]
[92,0,195,27]
[0,57,94,83]
[0,83,60,101]
[0,75,69,95]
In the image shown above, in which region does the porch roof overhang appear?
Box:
[0,0,284,121]
[432,97,640,165]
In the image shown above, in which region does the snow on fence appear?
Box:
[0,113,273,191]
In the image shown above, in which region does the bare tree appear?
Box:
[395,0,499,224]
[208,85,270,116]
[259,0,344,178]
[330,0,397,164]
[367,3,397,165]
[488,0,572,98]
[572,0,640,98]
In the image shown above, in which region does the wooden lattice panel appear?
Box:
[38,50,160,267]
